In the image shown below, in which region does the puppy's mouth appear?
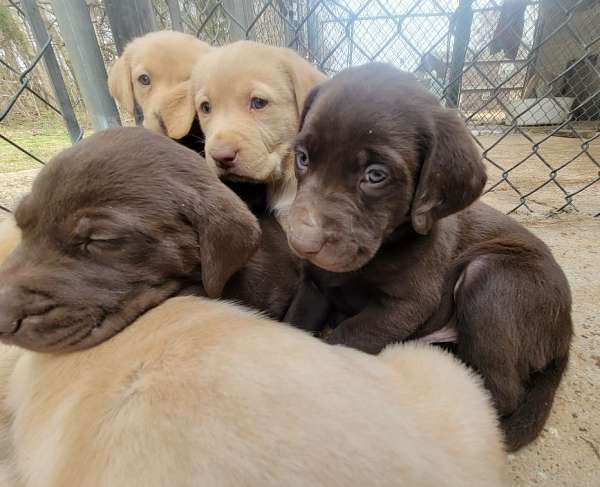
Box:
[208,147,281,182]
[2,281,182,353]
[221,173,260,183]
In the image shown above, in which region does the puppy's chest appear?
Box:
[306,266,378,316]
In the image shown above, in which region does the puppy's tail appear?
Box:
[500,353,568,451]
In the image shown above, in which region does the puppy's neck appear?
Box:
[383,222,423,247]
[267,154,297,231]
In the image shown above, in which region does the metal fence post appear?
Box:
[20,0,82,143]
[222,0,253,40]
[445,0,473,108]
[51,0,121,131]
[167,0,183,32]
[104,0,156,124]
[104,0,157,55]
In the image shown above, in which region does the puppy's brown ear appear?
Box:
[183,184,261,298]
[108,55,135,115]
[411,108,486,235]
[281,49,327,115]
[160,80,196,139]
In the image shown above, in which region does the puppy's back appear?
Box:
[9,297,507,487]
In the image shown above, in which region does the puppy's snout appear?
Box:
[0,286,24,335]
[288,206,326,257]
[209,143,238,171]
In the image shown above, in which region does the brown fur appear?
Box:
[108,30,210,140]
[191,41,327,228]
[0,127,321,353]
[286,63,573,451]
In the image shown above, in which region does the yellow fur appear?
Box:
[108,30,210,139]
[191,41,327,229]
[3,295,506,486]
[0,216,23,485]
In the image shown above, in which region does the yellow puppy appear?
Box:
[3,294,506,486]
[0,216,22,486]
[108,30,210,139]
[191,41,327,227]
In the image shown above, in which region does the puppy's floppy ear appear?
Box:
[108,55,135,115]
[411,108,486,235]
[182,183,261,298]
[281,49,327,116]
[160,80,196,139]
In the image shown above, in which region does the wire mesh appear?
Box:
[1,0,598,216]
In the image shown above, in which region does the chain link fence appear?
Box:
[1,0,599,216]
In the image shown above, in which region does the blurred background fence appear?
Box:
[1,0,598,216]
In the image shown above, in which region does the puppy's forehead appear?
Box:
[24,128,211,220]
[128,33,208,81]
[193,43,289,96]
[302,64,436,147]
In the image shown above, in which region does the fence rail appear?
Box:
[1,0,599,217]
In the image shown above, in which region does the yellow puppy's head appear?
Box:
[108,30,210,139]
[191,41,326,186]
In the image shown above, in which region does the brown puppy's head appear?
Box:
[288,63,486,272]
[0,128,260,353]
[191,41,326,188]
[108,31,210,140]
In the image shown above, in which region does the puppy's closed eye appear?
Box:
[72,217,130,255]
[74,235,124,255]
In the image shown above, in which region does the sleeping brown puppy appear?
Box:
[287,63,573,451]
[0,128,324,353]
[108,30,209,151]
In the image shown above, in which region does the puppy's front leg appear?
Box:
[283,273,330,333]
[324,299,436,354]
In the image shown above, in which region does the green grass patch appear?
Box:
[0,122,74,173]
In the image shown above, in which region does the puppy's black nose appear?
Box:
[210,145,238,171]
[0,287,23,335]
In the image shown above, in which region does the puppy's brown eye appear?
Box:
[364,165,388,185]
[199,101,211,114]
[295,149,309,171]
[137,74,151,86]
[250,97,268,110]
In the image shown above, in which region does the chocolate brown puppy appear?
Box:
[0,128,319,353]
[287,63,573,451]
